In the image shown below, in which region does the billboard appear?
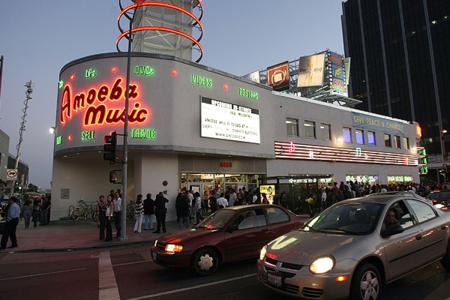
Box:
[259,185,275,204]
[297,53,326,87]
[329,52,348,97]
[201,97,260,144]
[267,62,290,91]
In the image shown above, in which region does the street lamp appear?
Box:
[441,129,448,182]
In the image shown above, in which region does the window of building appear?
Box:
[394,136,401,148]
[286,118,298,136]
[403,137,410,149]
[304,121,316,138]
[384,134,392,147]
[355,129,365,145]
[318,123,331,140]
[343,127,352,143]
[368,131,376,146]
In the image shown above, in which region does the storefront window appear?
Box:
[368,131,376,145]
[286,118,299,136]
[304,121,316,138]
[402,137,410,149]
[394,136,401,148]
[343,127,352,143]
[319,123,331,140]
[384,134,392,147]
[355,129,364,145]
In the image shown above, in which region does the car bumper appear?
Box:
[257,259,351,300]
[151,246,192,268]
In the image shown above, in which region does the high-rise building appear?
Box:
[342,0,450,180]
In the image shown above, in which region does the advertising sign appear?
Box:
[297,53,326,87]
[201,97,260,144]
[6,169,17,181]
[259,185,276,204]
[267,62,290,91]
[248,71,260,84]
[352,112,405,135]
[329,52,348,97]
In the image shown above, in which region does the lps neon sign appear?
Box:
[60,77,150,127]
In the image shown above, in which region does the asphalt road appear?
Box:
[0,244,449,300]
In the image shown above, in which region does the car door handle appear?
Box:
[415,234,422,240]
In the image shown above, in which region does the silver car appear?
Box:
[257,191,450,300]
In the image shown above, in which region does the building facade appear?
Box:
[50,53,419,221]
[342,0,450,180]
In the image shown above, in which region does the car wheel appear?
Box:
[350,263,382,300]
[442,241,450,271]
[191,247,219,276]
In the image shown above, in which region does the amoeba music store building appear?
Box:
[51,53,420,221]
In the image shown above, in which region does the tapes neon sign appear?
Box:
[60,77,150,127]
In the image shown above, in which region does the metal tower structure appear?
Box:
[10,81,33,193]
[117,0,205,62]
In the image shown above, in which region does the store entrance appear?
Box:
[180,173,261,197]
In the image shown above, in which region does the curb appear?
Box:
[0,239,156,254]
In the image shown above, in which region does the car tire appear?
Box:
[191,247,219,276]
[442,241,450,271]
[350,263,383,300]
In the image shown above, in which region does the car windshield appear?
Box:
[196,209,235,230]
[304,202,384,235]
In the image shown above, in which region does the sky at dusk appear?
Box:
[0,0,345,189]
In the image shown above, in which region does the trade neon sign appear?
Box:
[60,77,151,128]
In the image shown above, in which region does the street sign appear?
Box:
[6,169,18,181]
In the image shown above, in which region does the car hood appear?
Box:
[266,230,361,265]
[158,227,220,244]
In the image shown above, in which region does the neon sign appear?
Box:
[131,128,157,140]
[60,77,150,128]
[56,136,62,145]
[134,65,155,77]
[85,68,97,79]
[59,80,64,89]
[239,87,259,100]
[81,130,96,142]
[192,74,213,88]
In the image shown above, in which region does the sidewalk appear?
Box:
[1,220,179,253]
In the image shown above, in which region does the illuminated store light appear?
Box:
[81,130,96,142]
[70,74,76,80]
[56,136,62,145]
[192,74,213,88]
[58,80,64,89]
[239,87,259,100]
[85,68,98,79]
[171,69,179,77]
[131,128,157,140]
[223,84,229,92]
[111,67,119,74]
[134,65,155,77]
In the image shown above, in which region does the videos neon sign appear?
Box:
[60,77,151,128]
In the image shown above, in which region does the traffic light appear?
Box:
[103,131,117,161]
[417,147,428,175]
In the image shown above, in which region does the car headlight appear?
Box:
[259,245,267,261]
[164,244,183,254]
[309,257,334,274]
[154,240,158,247]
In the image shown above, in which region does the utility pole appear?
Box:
[10,81,33,195]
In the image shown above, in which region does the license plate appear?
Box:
[151,251,157,261]
[267,273,282,287]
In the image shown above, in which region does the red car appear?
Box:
[151,205,304,275]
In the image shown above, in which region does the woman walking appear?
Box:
[97,195,107,240]
[22,199,33,229]
[134,194,144,233]
[105,195,114,241]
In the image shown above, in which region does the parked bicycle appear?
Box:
[68,200,98,222]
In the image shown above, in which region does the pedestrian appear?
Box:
[143,193,155,230]
[216,193,228,209]
[105,195,114,241]
[1,196,20,249]
[22,199,33,229]
[134,194,144,233]
[229,189,237,206]
[32,198,40,228]
[261,193,269,204]
[40,197,50,225]
[154,192,168,233]
[177,191,190,229]
[97,195,107,240]
[194,192,203,224]
[113,192,122,239]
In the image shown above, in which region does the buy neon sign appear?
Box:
[60,77,151,127]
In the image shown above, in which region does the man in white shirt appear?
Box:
[113,193,122,239]
[216,193,228,208]
[1,197,20,249]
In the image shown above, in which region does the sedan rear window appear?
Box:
[306,203,384,235]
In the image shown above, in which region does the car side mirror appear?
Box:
[381,226,404,238]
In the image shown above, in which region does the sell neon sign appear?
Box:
[60,77,151,128]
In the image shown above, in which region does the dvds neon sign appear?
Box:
[60,77,151,128]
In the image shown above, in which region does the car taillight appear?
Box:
[432,199,438,205]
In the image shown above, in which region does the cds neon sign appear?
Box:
[60,77,151,128]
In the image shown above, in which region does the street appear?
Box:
[0,244,449,300]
